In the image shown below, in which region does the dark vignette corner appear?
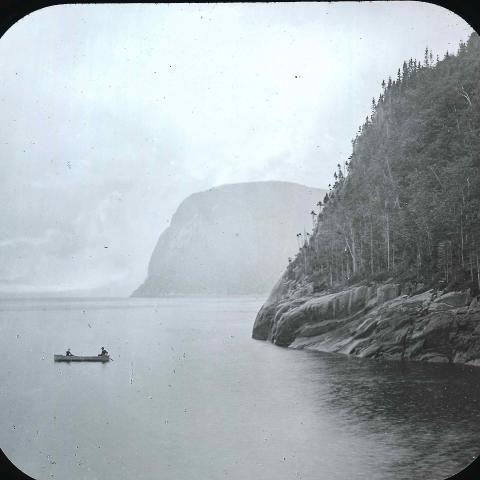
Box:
[0,0,478,40]
[0,1,479,480]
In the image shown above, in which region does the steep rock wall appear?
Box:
[252,279,480,366]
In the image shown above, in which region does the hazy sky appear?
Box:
[0,2,474,295]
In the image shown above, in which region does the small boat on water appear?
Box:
[54,354,110,363]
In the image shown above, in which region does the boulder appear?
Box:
[435,290,470,307]
[376,283,401,304]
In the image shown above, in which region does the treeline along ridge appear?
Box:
[289,33,480,295]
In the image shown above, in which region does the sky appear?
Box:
[0,2,474,296]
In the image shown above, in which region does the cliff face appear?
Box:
[133,182,324,296]
[253,277,480,366]
[252,34,480,367]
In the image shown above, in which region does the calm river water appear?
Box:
[0,296,479,480]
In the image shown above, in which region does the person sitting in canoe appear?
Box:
[99,346,109,357]
[65,348,73,356]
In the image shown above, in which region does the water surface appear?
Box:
[0,296,479,480]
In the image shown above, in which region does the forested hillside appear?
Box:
[289,32,480,295]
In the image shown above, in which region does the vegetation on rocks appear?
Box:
[289,33,480,297]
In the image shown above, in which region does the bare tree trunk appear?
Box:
[459,196,465,268]
[340,223,357,274]
[459,85,472,107]
[359,218,366,272]
[417,247,422,280]
[386,213,390,270]
[477,252,480,292]
[453,104,461,132]
[370,221,374,275]
[392,242,395,269]
[470,254,474,282]
[343,235,357,274]
[330,236,334,286]
[351,226,357,274]
[461,216,465,268]
[446,242,451,283]
[385,156,400,208]
[429,166,444,190]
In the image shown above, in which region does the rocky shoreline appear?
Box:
[252,278,480,366]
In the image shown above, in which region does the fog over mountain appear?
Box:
[133,182,324,296]
[0,3,472,296]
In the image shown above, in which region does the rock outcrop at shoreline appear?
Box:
[251,34,480,367]
[252,278,480,366]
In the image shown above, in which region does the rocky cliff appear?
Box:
[133,182,324,296]
[252,35,480,367]
[253,277,480,366]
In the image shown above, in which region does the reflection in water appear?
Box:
[303,352,480,479]
[0,297,479,480]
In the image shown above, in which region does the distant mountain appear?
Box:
[132,181,325,296]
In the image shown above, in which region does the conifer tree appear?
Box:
[286,33,480,294]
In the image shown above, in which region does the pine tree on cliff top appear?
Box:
[290,32,480,295]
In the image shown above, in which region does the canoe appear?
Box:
[54,354,110,363]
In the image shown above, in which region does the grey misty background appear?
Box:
[0,3,473,297]
[133,182,324,296]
